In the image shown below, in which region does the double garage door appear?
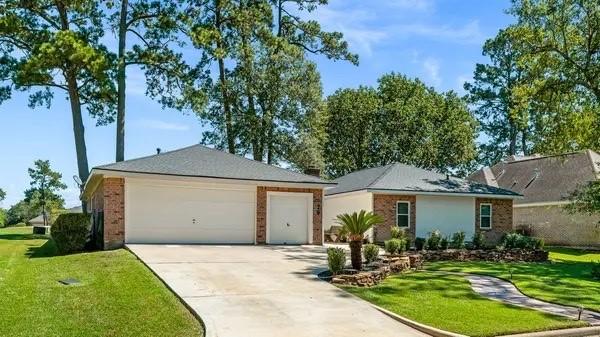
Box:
[124,179,311,244]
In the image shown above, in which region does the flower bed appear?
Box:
[420,249,549,262]
[328,255,419,286]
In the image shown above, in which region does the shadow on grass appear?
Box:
[26,239,58,258]
[0,233,48,241]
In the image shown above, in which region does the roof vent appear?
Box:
[156,148,161,155]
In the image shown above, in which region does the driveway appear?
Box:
[128,244,428,337]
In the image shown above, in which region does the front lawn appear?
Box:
[426,247,600,312]
[0,227,203,337]
[343,272,585,337]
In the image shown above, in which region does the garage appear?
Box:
[267,192,312,244]
[125,179,256,244]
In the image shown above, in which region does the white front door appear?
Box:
[268,193,312,244]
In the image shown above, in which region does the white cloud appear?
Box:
[136,119,190,131]
[422,57,442,87]
[392,20,484,44]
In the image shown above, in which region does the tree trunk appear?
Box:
[521,128,528,155]
[349,240,363,270]
[215,0,235,154]
[115,0,128,162]
[509,123,517,155]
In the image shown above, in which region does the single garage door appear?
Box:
[125,179,255,244]
[268,193,312,244]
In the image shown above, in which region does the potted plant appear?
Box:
[336,210,384,270]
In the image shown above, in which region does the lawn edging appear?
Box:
[497,326,600,337]
[124,245,209,337]
[372,305,468,337]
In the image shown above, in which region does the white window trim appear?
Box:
[480,203,492,229]
[396,201,411,228]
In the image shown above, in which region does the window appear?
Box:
[480,203,492,229]
[396,201,410,228]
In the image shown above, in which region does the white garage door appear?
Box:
[268,193,312,244]
[125,179,255,244]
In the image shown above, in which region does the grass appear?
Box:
[0,226,203,337]
[343,272,585,337]
[426,247,600,312]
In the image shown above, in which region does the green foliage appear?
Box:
[591,262,600,281]
[0,188,5,203]
[472,232,485,250]
[25,160,66,226]
[327,247,346,275]
[415,237,426,251]
[451,231,466,249]
[566,181,600,225]
[51,214,90,254]
[390,226,408,240]
[501,233,544,250]
[335,210,384,242]
[6,200,38,226]
[0,209,6,228]
[323,74,477,178]
[384,239,405,255]
[426,230,443,250]
[440,237,449,250]
[363,244,380,264]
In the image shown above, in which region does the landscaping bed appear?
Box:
[421,248,549,262]
[326,255,415,286]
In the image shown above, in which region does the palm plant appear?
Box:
[336,210,384,270]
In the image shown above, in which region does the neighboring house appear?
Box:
[469,150,600,248]
[81,145,334,249]
[29,205,82,226]
[323,163,520,244]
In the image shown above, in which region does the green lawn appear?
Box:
[0,227,203,337]
[343,272,585,337]
[426,247,600,312]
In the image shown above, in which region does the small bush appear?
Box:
[532,238,545,250]
[440,236,449,250]
[451,231,466,249]
[363,244,380,264]
[51,213,90,254]
[502,232,523,249]
[426,230,442,250]
[327,247,346,275]
[501,232,544,250]
[591,261,600,281]
[415,237,426,251]
[390,227,407,240]
[472,232,484,249]
[384,239,403,254]
[403,238,411,251]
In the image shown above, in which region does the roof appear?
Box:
[29,206,82,225]
[91,144,333,186]
[325,163,520,197]
[468,150,600,204]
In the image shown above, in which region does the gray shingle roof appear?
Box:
[325,163,520,197]
[468,150,600,204]
[94,144,333,185]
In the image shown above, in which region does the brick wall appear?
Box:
[256,186,323,244]
[372,194,416,242]
[475,198,513,244]
[102,178,125,250]
[515,205,600,248]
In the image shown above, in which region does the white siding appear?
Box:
[323,191,373,240]
[415,195,475,239]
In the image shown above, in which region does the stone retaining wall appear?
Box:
[420,249,548,262]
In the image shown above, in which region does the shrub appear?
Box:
[591,261,600,281]
[501,232,544,250]
[451,231,466,249]
[363,244,380,264]
[502,232,522,249]
[390,227,407,240]
[426,230,442,250]
[384,239,403,254]
[51,213,90,254]
[472,232,484,249]
[415,237,426,251]
[440,236,449,250]
[327,247,346,275]
[532,238,545,250]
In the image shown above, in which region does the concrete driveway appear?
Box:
[128,244,428,337]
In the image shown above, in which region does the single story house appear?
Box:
[81,145,334,249]
[323,163,521,244]
[29,205,82,226]
[468,150,600,248]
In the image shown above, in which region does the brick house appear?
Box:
[469,150,600,248]
[323,163,520,244]
[81,145,333,249]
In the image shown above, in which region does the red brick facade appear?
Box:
[256,186,323,244]
[89,177,125,250]
[372,194,416,242]
[475,198,513,244]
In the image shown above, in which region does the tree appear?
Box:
[109,0,192,162]
[186,0,356,161]
[465,30,531,166]
[0,188,5,203]
[0,1,115,187]
[6,200,38,226]
[26,160,66,227]
[336,210,383,270]
[323,74,477,178]
[566,180,600,225]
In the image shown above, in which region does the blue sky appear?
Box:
[0,0,514,208]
